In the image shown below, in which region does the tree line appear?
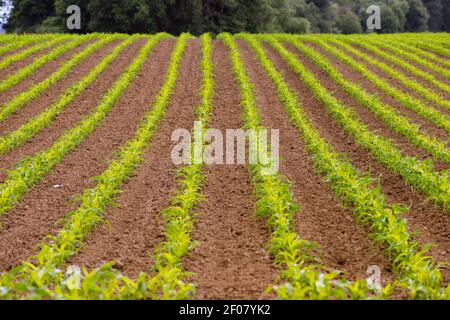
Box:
[2,0,449,35]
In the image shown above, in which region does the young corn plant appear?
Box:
[0,33,191,300]
[0,34,99,94]
[0,35,137,155]
[280,35,450,164]
[301,37,450,135]
[0,35,73,70]
[244,34,448,299]
[0,34,166,218]
[221,32,383,300]
[0,34,124,123]
[264,37,450,213]
[328,38,450,110]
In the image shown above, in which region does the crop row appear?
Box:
[0,34,99,94]
[0,33,190,300]
[340,37,450,95]
[264,37,450,216]
[329,38,450,112]
[0,36,72,70]
[0,34,124,123]
[0,34,58,56]
[303,37,450,135]
[361,38,450,79]
[0,35,135,155]
[141,33,214,299]
[0,35,164,218]
[246,34,448,299]
[281,35,450,165]
[222,33,382,299]
[386,40,450,70]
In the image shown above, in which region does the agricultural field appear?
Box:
[0,32,449,300]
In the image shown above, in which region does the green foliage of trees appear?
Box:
[2,0,448,34]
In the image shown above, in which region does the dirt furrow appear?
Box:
[333,43,450,117]
[304,42,449,142]
[263,42,450,286]
[350,44,450,100]
[0,40,94,103]
[0,40,120,135]
[0,44,59,81]
[0,40,145,182]
[237,39,393,283]
[280,42,449,172]
[69,39,201,278]
[0,38,172,271]
[182,40,278,300]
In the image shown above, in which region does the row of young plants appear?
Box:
[138,33,214,299]
[244,34,449,299]
[406,40,450,58]
[0,33,191,300]
[0,34,165,218]
[340,37,450,95]
[279,35,450,165]
[222,33,381,300]
[328,38,450,111]
[381,39,450,70]
[0,36,136,155]
[301,37,450,135]
[0,34,99,94]
[362,38,450,80]
[0,36,72,70]
[0,34,58,56]
[263,37,450,214]
[0,34,124,123]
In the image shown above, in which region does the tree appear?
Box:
[88,0,151,33]
[405,0,429,31]
[6,0,55,33]
[336,10,362,34]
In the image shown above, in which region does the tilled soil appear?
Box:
[0,38,170,271]
[69,39,201,277]
[0,40,95,102]
[0,39,146,182]
[348,44,450,101]
[237,39,394,283]
[262,42,450,286]
[304,42,450,143]
[280,42,450,172]
[0,43,63,80]
[0,40,120,134]
[332,43,450,117]
[182,40,278,300]
[0,36,449,298]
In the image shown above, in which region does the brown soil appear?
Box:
[182,40,278,300]
[279,42,449,172]
[0,39,146,182]
[69,39,201,278]
[237,39,394,283]
[349,43,450,101]
[262,42,450,286]
[0,43,63,80]
[331,42,450,117]
[0,38,172,271]
[0,40,120,134]
[0,40,94,102]
[304,42,450,143]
